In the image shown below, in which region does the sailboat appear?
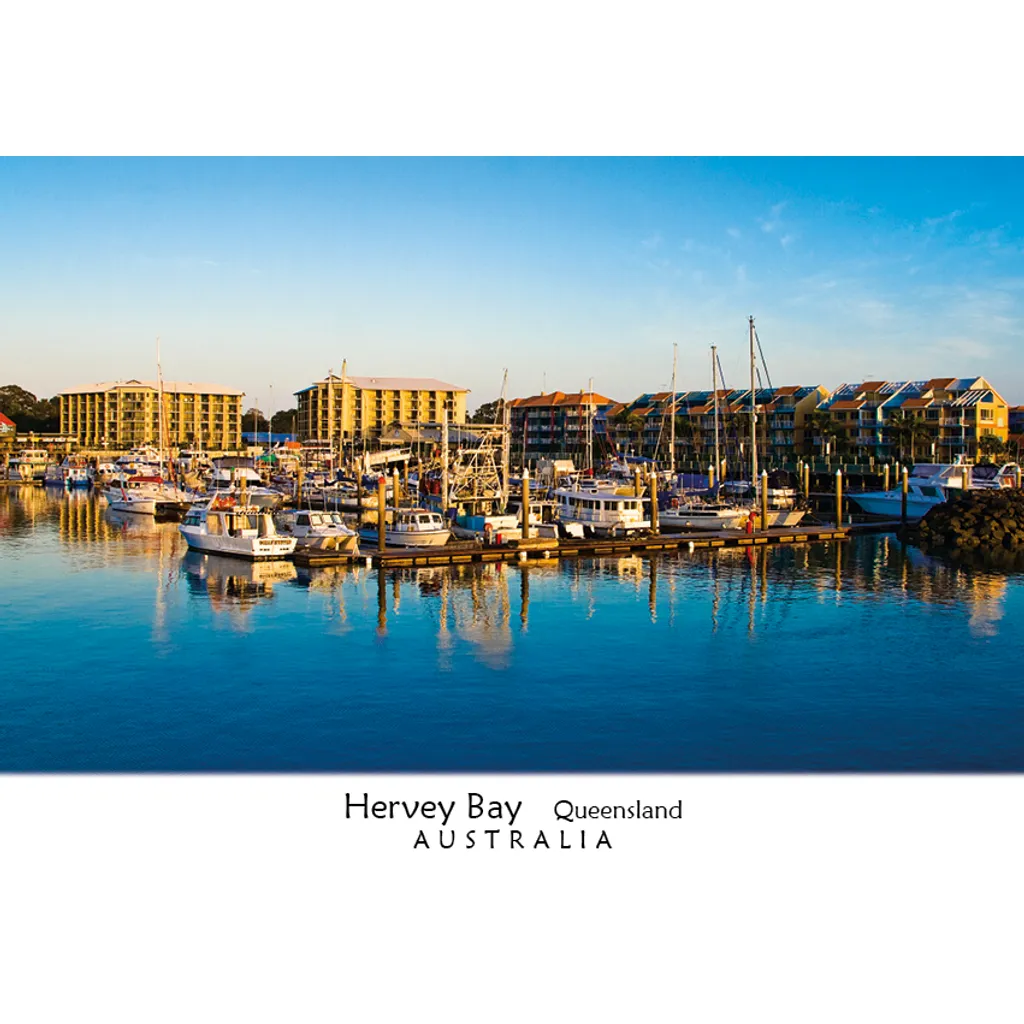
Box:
[660,343,750,531]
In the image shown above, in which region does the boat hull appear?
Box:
[179,527,297,560]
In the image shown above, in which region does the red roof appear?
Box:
[901,398,933,409]
[830,400,865,411]
[856,381,887,393]
[0,412,14,428]
[925,377,957,390]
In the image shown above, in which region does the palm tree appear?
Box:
[888,412,931,462]
[804,410,840,458]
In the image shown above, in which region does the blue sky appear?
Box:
[3,157,1024,409]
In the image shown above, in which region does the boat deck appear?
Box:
[293,520,903,568]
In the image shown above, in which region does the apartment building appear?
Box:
[59,380,244,449]
[295,372,468,443]
[815,377,1009,460]
[509,390,619,460]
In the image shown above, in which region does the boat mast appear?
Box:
[712,344,720,492]
[669,344,677,475]
[441,408,449,518]
[586,377,594,475]
[156,336,166,481]
[749,315,758,498]
[500,369,510,511]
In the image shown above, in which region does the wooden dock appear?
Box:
[293,520,903,569]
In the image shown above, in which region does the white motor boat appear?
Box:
[551,485,649,538]
[101,474,191,516]
[659,501,750,532]
[179,498,297,560]
[851,460,1020,520]
[274,509,360,554]
[359,508,451,547]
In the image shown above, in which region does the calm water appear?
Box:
[2,485,1023,771]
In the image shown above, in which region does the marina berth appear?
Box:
[179,497,297,560]
[9,449,50,482]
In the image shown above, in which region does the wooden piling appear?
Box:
[708,462,715,490]
[377,475,386,551]
[961,465,969,492]
[649,471,659,534]
[634,469,642,498]
[802,461,810,499]
[521,470,531,540]
[1016,465,1022,489]
[883,464,890,492]
[835,469,843,527]
[296,464,304,503]
[760,469,768,532]
[392,467,401,509]
[901,467,909,525]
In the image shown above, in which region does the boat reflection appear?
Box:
[180,550,298,622]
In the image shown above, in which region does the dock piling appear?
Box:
[901,467,909,525]
[760,469,768,532]
[377,475,386,551]
[835,469,843,527]
[649,471,659,534]
[521,470,531,540]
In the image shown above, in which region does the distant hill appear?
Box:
[0,385,59,432]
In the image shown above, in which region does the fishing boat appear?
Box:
[9,449,50,482]
[179,497,297,560]
[359,507,451,547]
[274,509,360,554]
[551,484,649,538]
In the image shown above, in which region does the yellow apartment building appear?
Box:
[295,371,469,442]
[59,380,244,450]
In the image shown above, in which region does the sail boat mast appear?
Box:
[499,369,510,511]
[712,344,720,490]
[587,377,594,475]
[749,315,758,498]
[669,344,677,475]
[156,336,165,481]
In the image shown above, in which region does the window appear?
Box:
[980,408,994,421]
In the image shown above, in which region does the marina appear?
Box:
[2,484,1023,772]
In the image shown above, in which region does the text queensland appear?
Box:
[554,800,683,823]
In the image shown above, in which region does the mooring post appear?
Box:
[961,464,970,492]
[1016,465,1022,489]
[760,469,769,532]
[708,462,715,490]
[883,464,890,492]
[521,470,531,540]
[901,467,909,525]
[835,469,843,527]
[803,461,810,499]
[377,474,386,551]
[295,463,304,503]
[392,466,401,509]
[649,471,659,534]
[634,469,642,498]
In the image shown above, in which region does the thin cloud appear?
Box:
[759,201,787,234]
[921,209,963,230]
[641,232,662,250]
[726,226,741,239]
[780,234,796,249]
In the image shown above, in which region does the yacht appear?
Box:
[359,508,451,547]
[551,485,649,538]
[179,498,297,560]
[851,460,1020,520]
[450,511,522,543]
[274,509,360,554]
[101,474,191,516]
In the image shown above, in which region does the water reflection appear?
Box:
[181,550,297,626]
[0,489,1014,644]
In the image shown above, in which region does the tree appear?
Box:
[978,434,1007,463]
[804,410,840,458]
[469,399,503,424]
[270,408,297,434]
[244,407,269,433]
[888,411,932,462]
[0,385,59,432]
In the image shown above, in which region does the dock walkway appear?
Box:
[294,520,902,569]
